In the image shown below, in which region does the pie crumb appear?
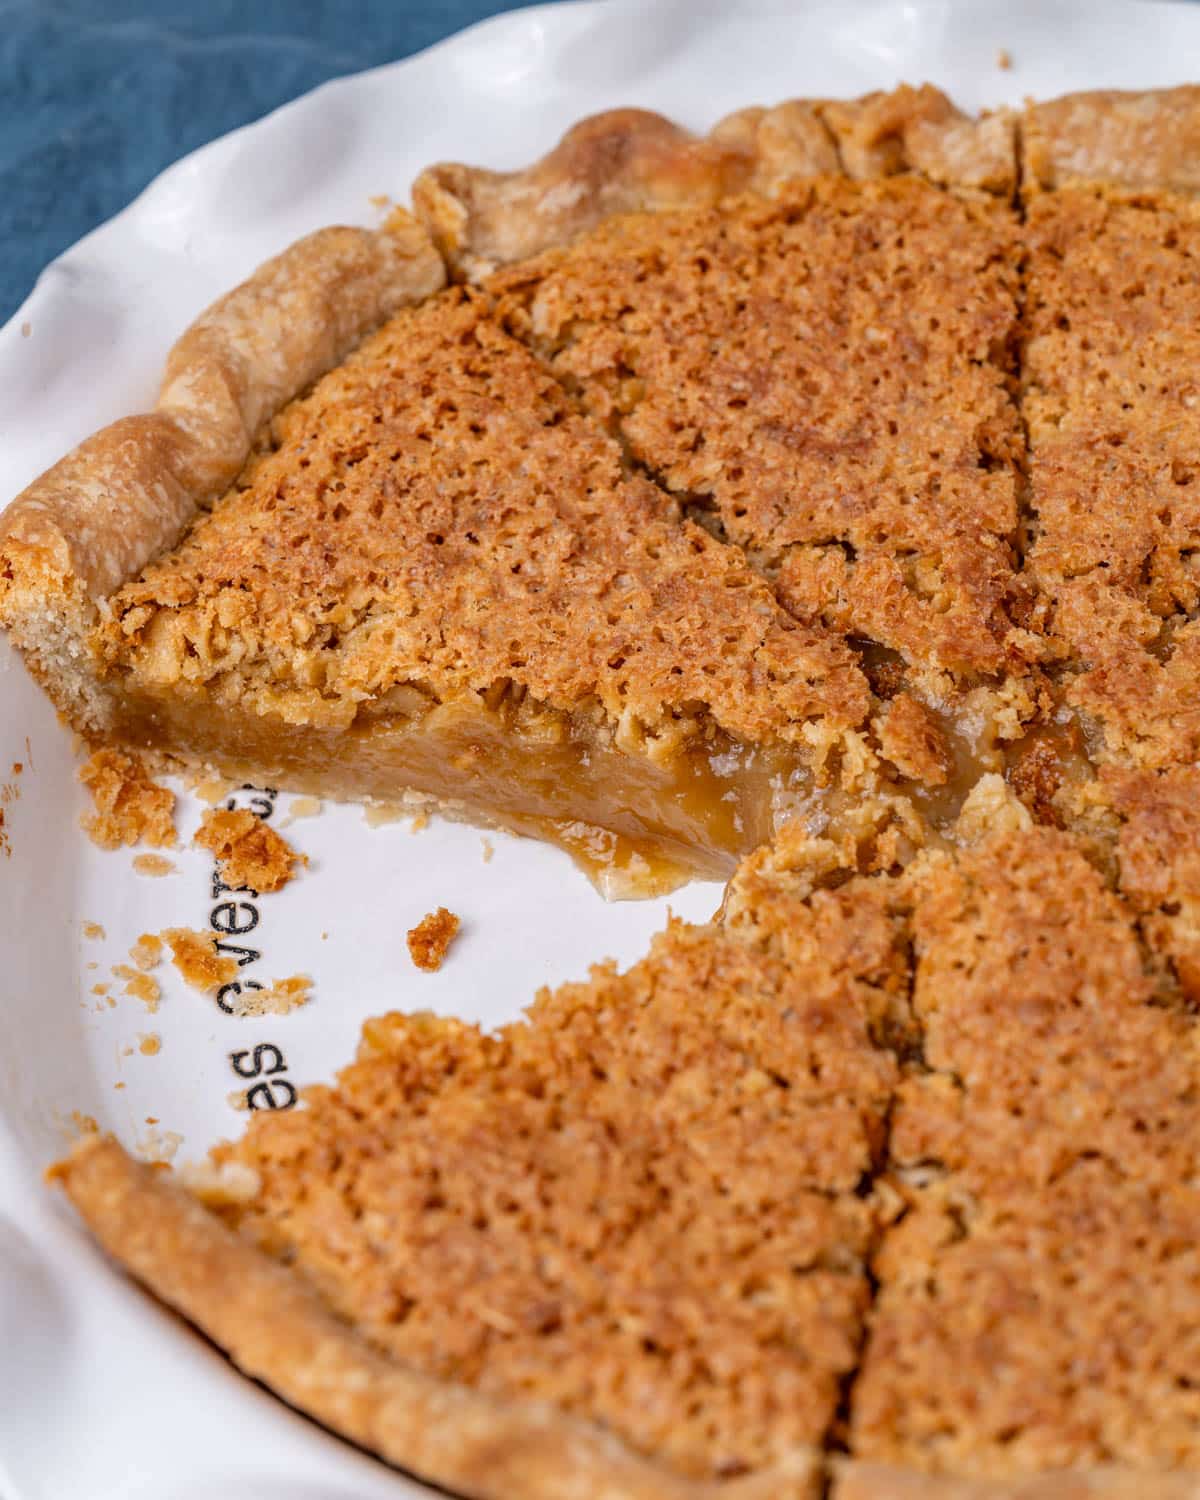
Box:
[225,974,312,1018]
[112,964,162,1012]
[129,933,164,972]
[70,1111,99,1137]
[407,908,461,972]
[79,748,176,850]
[194,806,305,893]
[187,772,239,805]
[996,47,1012,68]
[91,983,109,997]
[132,853,176,877]
[227,1090,251,1111]
[163,928,238,992]
[278,795,323,829]
[481,837,494,864]
[138,1032,162,1056]
[20,321,30,338]
[82,921,106,941]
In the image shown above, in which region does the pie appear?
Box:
[17,76,1200,1497]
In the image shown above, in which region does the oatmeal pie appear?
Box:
[25,76,1200,1497]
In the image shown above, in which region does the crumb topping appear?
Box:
[493,178,1046,694]
[1024,186,1200,772]
[99,290,868,763]
[852,829,1200,1476]
[79,748,175,850]
[209,892,906,1479]
[194,806,305,894]
[406,907,461,971]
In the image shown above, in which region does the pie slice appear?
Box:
[55,850,913,1498]
[1,85,1029,896]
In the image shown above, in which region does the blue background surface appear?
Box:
[0,0,546,326]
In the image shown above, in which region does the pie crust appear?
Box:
[10,77,1200,1498]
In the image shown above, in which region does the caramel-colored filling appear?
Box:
[111,688,811,897]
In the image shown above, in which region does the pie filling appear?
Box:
[108,685,825,896]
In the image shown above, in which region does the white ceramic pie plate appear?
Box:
[1,2,1197,1493]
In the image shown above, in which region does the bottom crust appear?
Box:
[54,1136,820,1500]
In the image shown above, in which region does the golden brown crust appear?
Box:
[413,85,1016,280]
[1023,86,1200,197]
[57,1136,820,1500]
[0,215,444,732]
[834,1461,1200,1498]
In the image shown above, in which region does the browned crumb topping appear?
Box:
[1024,186,1200,773]
[78,748,175,850]
[852,829,1200,1476]
[1105,764,1200,1003]
[131,853,176,877]
[493,178,1046,696]
[406,907,461,971]
[208,887,907,1479]
[193,806,305,894]
[162,928,238,993]
[99,290,867,766]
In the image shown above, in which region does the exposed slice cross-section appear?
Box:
[90,290,879,895]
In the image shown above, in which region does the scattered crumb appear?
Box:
[194,806,305,893]
[11,763,21,776]
[3,760,25,854]
[410,809,430,834]
[70,1111,99,1137]
[321,930,329,941]
[129,933,164,971]
[225,974,312,1018]
[177,1158,260,1205]
[79,748,175,850]
[996,46,1012,68]
[20,321,31,338]
[112,964,162,1012]
[278,795,323,829]
[163,928,239,992]
[187,772,239,806]
[82,921,105,941]
[227,1089,251,1112]
[91,983,109,997]
[481,837,494,864]
[121,1045,133,1057]
[86,961,98,971]
[368,192,393,210]
[138,1032,162,1056]
[407,907,461,972]
[132,853,176,878]
[114,1082,125,1091]
[137,1126,183,1164]
[145,1116,158,1124]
